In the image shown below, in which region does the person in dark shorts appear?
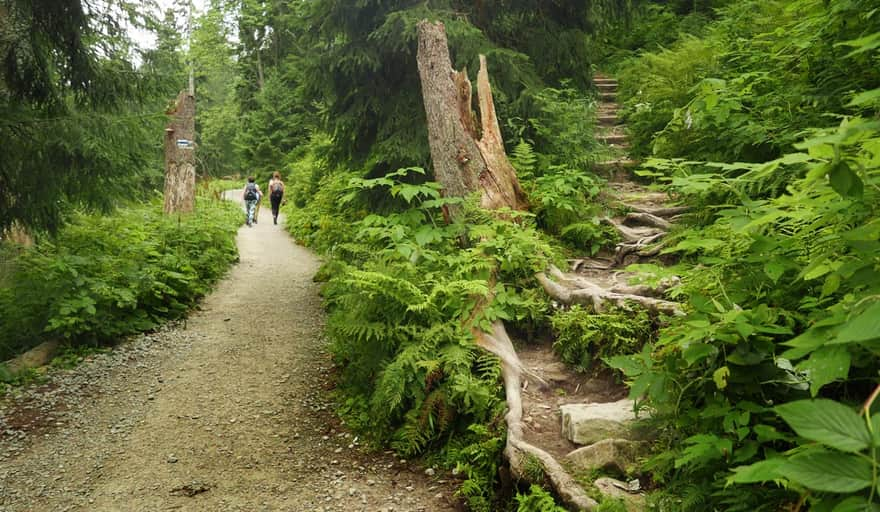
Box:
[268,171,285,225]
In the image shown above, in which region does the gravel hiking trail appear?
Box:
[0,203,458,512]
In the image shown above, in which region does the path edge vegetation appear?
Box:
[0,191,242,392]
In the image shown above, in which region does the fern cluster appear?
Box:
[550,305,654,374]
[287,167,560,509]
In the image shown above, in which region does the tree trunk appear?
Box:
[416,20,527,220]
[163,89,196,215]
[417,20,595,510]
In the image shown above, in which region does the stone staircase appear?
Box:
[593,76,637,176]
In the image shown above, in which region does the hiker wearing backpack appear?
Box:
[242,176,262,227]
[268,171,285,225]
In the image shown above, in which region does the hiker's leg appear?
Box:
[246,200,255,225]
[271,196,281,223]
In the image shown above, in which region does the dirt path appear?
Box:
[0,203,457,512]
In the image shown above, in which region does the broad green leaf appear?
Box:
[822,273,842,297]
[828,161,863,198]
[803,262,832,281]
[727,458,785,484]
[781,451,872,492]
[832,496,880,512]
[833,302,880,345]
[775,399,870,452]
[682,343,718,365]
[798,346,851,396]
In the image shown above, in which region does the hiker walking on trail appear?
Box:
[268,171,285,225]
[242,176,262,227]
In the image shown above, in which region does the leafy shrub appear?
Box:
[618,0,880,163]
[607,115,880,510]
[0,198,240,361]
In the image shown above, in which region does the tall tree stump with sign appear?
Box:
[163,90,196,214]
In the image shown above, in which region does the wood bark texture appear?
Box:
[416,20,527,218]
[417,19,595,510]
[163,90,196,215]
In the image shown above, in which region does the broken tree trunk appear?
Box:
[416,20,528,220]
[163,89,196,215]
[417,20,593,510]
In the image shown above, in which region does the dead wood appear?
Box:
[416,21,527,220]
[163,90,196,214]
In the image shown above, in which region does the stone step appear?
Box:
[598,114,620,125]
[599,92,616,102]
[596,82,617,93]
[565,438,644,474]
[560,399,637,446]
[593,159,638,172]
[594,78,618,86]
[598,133,627,145]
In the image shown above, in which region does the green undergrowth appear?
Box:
[551,305,655,374]
[0,197,241,366]
[284,165,578,509]
[600,1,880,508]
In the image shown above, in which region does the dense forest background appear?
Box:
[2,0,880,510]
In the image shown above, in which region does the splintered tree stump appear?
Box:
[417,20,594,510]
[416,20,527,219]
[163,90,196,215]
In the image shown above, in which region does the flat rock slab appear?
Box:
[560,399,636,445]
[565,438,643,474]
[594,477,646,511]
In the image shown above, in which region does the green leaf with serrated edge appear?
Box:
[832,302,880,345]
[775,399,870,453]
[682,343,717,365]
[782,451,872,493]
[798,346,851,396]
[727,458,785,484]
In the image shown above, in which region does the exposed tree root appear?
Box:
[621,204,689,217]
[614,231,667,266]
[474,322,599,511]
[537,265,683,316]
[623,212,671,231]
